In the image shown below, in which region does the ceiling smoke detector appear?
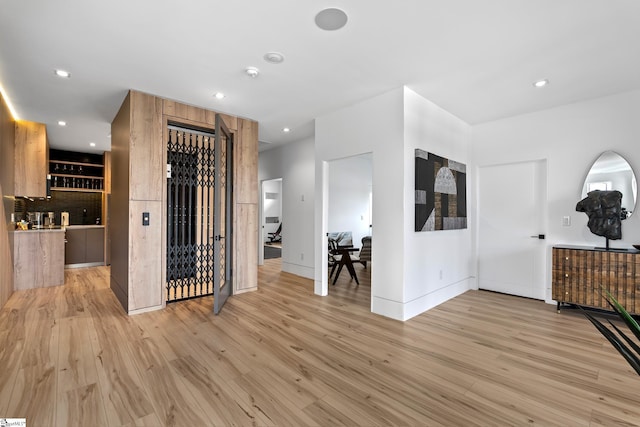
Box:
[315,8,348,31]
[245,66,260,78]
[264,52,285,64]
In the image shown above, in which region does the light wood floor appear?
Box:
[1,260,640,426]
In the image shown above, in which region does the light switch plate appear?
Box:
[562,215,571,226]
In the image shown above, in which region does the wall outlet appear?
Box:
[562,215,571,226]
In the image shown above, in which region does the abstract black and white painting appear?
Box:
[415,149,467,231]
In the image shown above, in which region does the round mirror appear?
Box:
[582,151,637,219]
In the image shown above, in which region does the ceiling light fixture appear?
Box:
[58,121,66,126]
[282,127,291,133]
[315,8,348,31]
[89,142,96,147]
[264,52,285,64]
[55,69,71,78]
[245,66,260,78]
[533,79,549,88]
[214,92,225,99]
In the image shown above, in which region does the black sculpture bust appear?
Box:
[576,190,622,240]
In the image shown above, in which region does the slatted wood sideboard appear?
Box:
[552,245,640,314]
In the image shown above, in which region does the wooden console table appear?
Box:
[552,245,640,314]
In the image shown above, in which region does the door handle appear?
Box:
[530,234,545,239]
[214,235,225,241]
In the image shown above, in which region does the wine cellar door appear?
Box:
[166,116,233,314]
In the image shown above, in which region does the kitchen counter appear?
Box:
[10,225,104,232]
[11,227,65,232]
[11,228,65,289]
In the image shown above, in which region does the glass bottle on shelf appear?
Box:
[69,164,74,175]
[78,165,83,176]
[62,164,67,174]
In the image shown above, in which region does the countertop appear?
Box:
[10,224,105,232]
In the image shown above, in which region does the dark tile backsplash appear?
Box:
[15,191,102,225]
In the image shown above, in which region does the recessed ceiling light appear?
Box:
[55,69,71,78]
[315,8,348,31]
[533,79,549,88]
[89,142,96,147]
[282,127,291,133]
[58,121,66,126]
[245,66,260,78]
[214,92,225,99]
[264,52,285,64]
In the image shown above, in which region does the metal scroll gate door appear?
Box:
[166,116,233,314]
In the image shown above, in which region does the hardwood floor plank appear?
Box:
[57,316,100,393]
[56,383,108,427]
[1,262,640,426]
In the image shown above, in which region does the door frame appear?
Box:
[161,114,234,312]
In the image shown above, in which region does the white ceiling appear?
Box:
[1,1,639,154]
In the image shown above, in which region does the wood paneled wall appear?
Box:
[111,90,258,314]
[109,92,132,309]
[0,92,16,309]
[234,119,258,293]
[14,120,47,197]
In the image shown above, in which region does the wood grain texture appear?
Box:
[110,92,132,310]
[14,120,47,197]
[234,203,258,294]
[163,100,237,131]
[234,118,258,204]
[12,230,65,290]
[553,246,640,313]
[0,92,14,310]
[130,91,163,201]
[129,200,163,312]
[1,263,640,425]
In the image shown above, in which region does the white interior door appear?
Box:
[478,160,546,299]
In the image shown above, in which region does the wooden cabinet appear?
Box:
[14,120,48,197]
[12,230,65,290]
[65,226,105,267]
[552,246,640,314]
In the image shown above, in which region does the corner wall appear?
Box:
[315,87,474,320]
[315,88,407,317]
[402,88,474,319]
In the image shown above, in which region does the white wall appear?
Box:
[263,179,282,242]
[328,154,372,248]
[316,87,474,320]
[259,137,315,279]
[472,90,640,302]
[403,88,474,319]
[316,88,405,315]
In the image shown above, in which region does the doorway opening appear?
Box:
[262,178,283,264]
[165,116,233,314]
[327,153,373,306]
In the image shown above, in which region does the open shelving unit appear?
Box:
[49,149,105,192]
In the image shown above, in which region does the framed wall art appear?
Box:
[415,149,467,231]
